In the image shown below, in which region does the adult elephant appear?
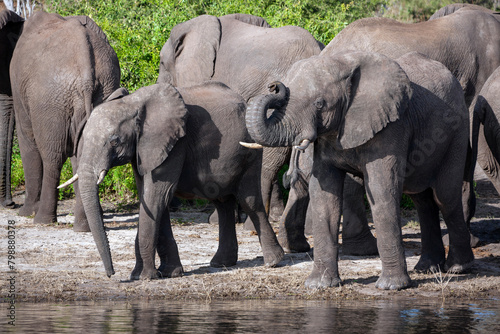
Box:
[280,5,500,252]
[61,82,284,279]
[0,10,23,208]
[157,14,323,224]
[10,11,120,231]
[245,50,475,290]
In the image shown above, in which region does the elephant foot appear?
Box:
[444,245,474,273]
[73,218,91,232]
[210,250,238,268]
[33,212,57,225]
[375,272,412,290]
[158,263,184,278]
[304,265,341,289]
[19,203,37,217]
[278,232,310,253]
[342,234,378,256]
[414,254,445,273]
[130,267,161,280]
[1,199,15,208]
[442,233,481,248]
[262,243,284,267]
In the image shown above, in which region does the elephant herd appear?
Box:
[2,3,500,290]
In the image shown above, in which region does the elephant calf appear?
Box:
[63,82,284,279]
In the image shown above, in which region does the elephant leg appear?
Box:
[278,170,310,253]
[70,156,91,232]
[433,185,474,273]
[477,125,500,194]
[341,174,378,256]
[157,208,183,278]
[130,201,161,280]
[364,157,411,290]
[410,189,445,272]
[17,134,42,217]
[269,178,285,221]
[32,151,67,224]
[238,163,284,267]
[210,197,239,267]
[244,147,290,230]
[304,166,344,289]
[0,98,14,208]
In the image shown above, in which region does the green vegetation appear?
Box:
[10,0,494,203]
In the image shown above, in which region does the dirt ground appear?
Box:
[1,168,499,303]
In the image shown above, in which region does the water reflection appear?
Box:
[2,299,499,333]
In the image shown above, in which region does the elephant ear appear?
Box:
[106,87,129,101]
[220,13,271,27]
[336,51,412,150]
[136,84,188,175]
[164,15,220,86]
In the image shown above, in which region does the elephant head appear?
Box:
[245,51,412,151]
[0,9,23,207]
[68,84,188,277]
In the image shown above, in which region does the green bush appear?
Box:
[11,0,485,204]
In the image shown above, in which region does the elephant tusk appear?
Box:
[57,174,79,189]
[97,170,107,185]
[294,139,311,151]
[239,141,264,149]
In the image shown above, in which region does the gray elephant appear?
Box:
[326,6,500,193]
[0,10,23,208]
[62,82,284,279]
[244,50,475,290]
[280,5,500,253]
[157,13,323,224]
[10,11,120,230]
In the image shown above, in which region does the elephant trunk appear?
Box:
[0,95,14,207]
[79,163,114,277]
[246,81,296,147]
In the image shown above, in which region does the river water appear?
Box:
[2,298,499,333]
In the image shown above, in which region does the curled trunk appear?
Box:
[79,164,114,277]
[245,81,296,147]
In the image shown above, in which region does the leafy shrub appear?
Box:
[11,0,483,205]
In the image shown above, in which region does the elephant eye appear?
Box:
[314,98,324,110]
[109,135,120,147]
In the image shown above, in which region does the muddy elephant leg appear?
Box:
[341,174,378,256]
[364,158,411,290]
[157,208,183,278]
[410,189,445,272]
[278,170,310,253]
[304,166,344,289]
[17,133,42,217]
[210,197,239,267]
[70,156,91,232]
